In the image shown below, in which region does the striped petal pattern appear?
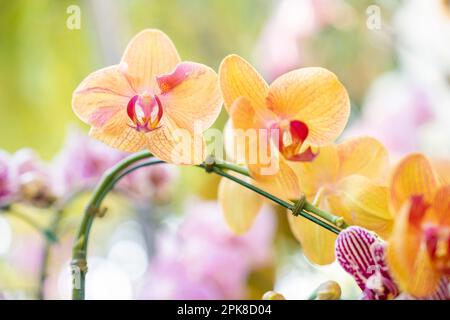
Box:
[335,226,399,300]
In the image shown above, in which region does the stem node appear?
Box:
[291,194,306,217]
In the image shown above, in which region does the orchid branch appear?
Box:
[71,151,347,299]
[37,188,88,300]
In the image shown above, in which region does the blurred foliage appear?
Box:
[0,0,270,159]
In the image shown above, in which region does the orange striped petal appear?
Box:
[432,158,450,185]
[120,29,180,93]
[157,62,222,133]
[432,185,450,226]
[288,212,337,265]
[267,68,350,145]
[254,157,301,201]
[72,65,133,128]
[229,97,271,175]
[89,126,147,153]
[229,97,300,199]
[327,175,393,239]
[219,54,269,114]
[218,175,264,234]
[290,144,339,197]
[390,154,439,213]
[146,116,206,164]
[386,200,441,296]
[337,137,389,182]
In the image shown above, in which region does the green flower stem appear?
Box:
[37,189,87,300]
[213,161,251,177]
[71,151,346,299]
[71,150,153,300]
[202,165,341,235]
[303,201,348,229]
[4,204,58,243]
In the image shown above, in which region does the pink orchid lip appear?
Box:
[270,120,318,162]
[127,94,163,133]
[408,194,430,227]
[335,226,399,300]
[424,224,450,273]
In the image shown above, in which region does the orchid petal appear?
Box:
[157,62,222,133]
[229,97,300,198]
[386,200,441,297]
[335,226,399,300]
[290,144,339,197]
[89,126,147,153]
[72,65,133,128]
[288,212,337,265]
[219,54,269,113]
[120,29,180,93]
[328,175,393,239]
[218,175,264,234]
[145,116,206,165]
[337,137,389,183]
[390,154,439,213]
[267,68,350,145]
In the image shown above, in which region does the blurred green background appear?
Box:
[0,0,272,159]
[0,0,395,160]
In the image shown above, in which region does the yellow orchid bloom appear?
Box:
[288,136,392,265]
[72,29,222,164]
[386,154,450,297]
[218,54,350,234]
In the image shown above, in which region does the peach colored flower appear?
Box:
[73,29,222,164]
[386,154,450,297]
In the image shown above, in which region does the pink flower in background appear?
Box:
[345,73,434,159]
[140,201,276,299]
[51,128,126,196]
[118,162,177,204]
[11,149,54,206]
[254,0,352,81]
[0,151,16,206]
[52,128,176,202]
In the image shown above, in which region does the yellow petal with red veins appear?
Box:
[288,212,337,265]
[120,29,180,93]
[89,126,147,153]
[432,185,450,226]
[146,116,206,165]
[254,158,301,201]
[219,54,269,113]
[223,119,245,165]
[327,175,393,239]
[267,68,350,145]
[72,65,133,128]
[218,176,264,234]
[390,154,439,213]
[157,62,222,133]
[337,137,389,183]
[432,158,450,185]
[386,201,441,297]
[290,144,339,198]
[229,97,300,200]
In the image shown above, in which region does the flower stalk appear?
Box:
[71,152,347,299]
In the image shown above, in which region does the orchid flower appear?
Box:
[73,29,223,164]
[284,137,392,265]
[335,226,399,300]
[336,226,449,300]
[218,54,349,234]
[0,151,16,206]
[386,153,450,297]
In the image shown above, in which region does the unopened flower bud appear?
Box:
[262,291,286,300]
[311,281,342,300]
